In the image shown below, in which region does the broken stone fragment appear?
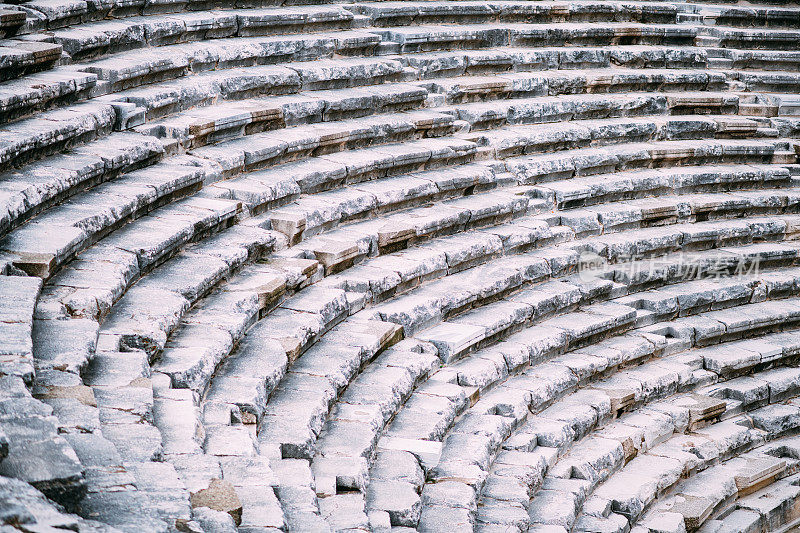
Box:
[190,478,242,526]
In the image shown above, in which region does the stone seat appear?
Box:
[473,116,741,161]
[703,25,800,50]
[0,132,164,237]
[192,110,456,181]
[0,161,206,277]
[395,46,708,80]
[254,324,406,461]
[701,4,800,28]
[136,83,428,150]
[109,57,405,121]
[506,139,786,185]
[48,5,355,61]
[619,271,797,326]
[421,68,727,105]
[373,23,696,54]
[0,67,98,125]
[721,48,800,72]
[371,269,800,529]
[735,69,800,94]
[585,187,800,236]
[75,31,381,93]
[351,0,678,27]
[0,102,115,175]
[95,223,277,359]
[0,40,62,82]
[0,6,23,34]
[453,92,669,131]
[453,91,747,130]
[0,275,41,385]
[532,164,793,209]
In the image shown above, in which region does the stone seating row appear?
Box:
[31,183,800,528]
[472,116,759,161]
[256,238,799,493]
[9,104,782,284]
[0,274,40,384]
[480,331,800,530]
[530,164,793,209]
[20,121,773,400]
[396,46,709,80]
[75,31,381,93]
[155,206,792,524]
[0,98,783,257]
[0,132,164,238]
[17,20,701,69]
[44,5,356,61]
[421,298,800,530]
[349,1,680,27]
[699,25,800,50]
[587,399,800,531]
[0,39,61,82]
[383,297,800,530]
[376,23,696,55]
[15,0,800,38]
[421,68,728,105]
[0,66,97,125]
[0,102,115,175]
[717,48,800,72]
[0,471,119,532]
[685,3,800,28]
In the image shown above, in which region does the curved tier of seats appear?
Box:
[1,0,800,531]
